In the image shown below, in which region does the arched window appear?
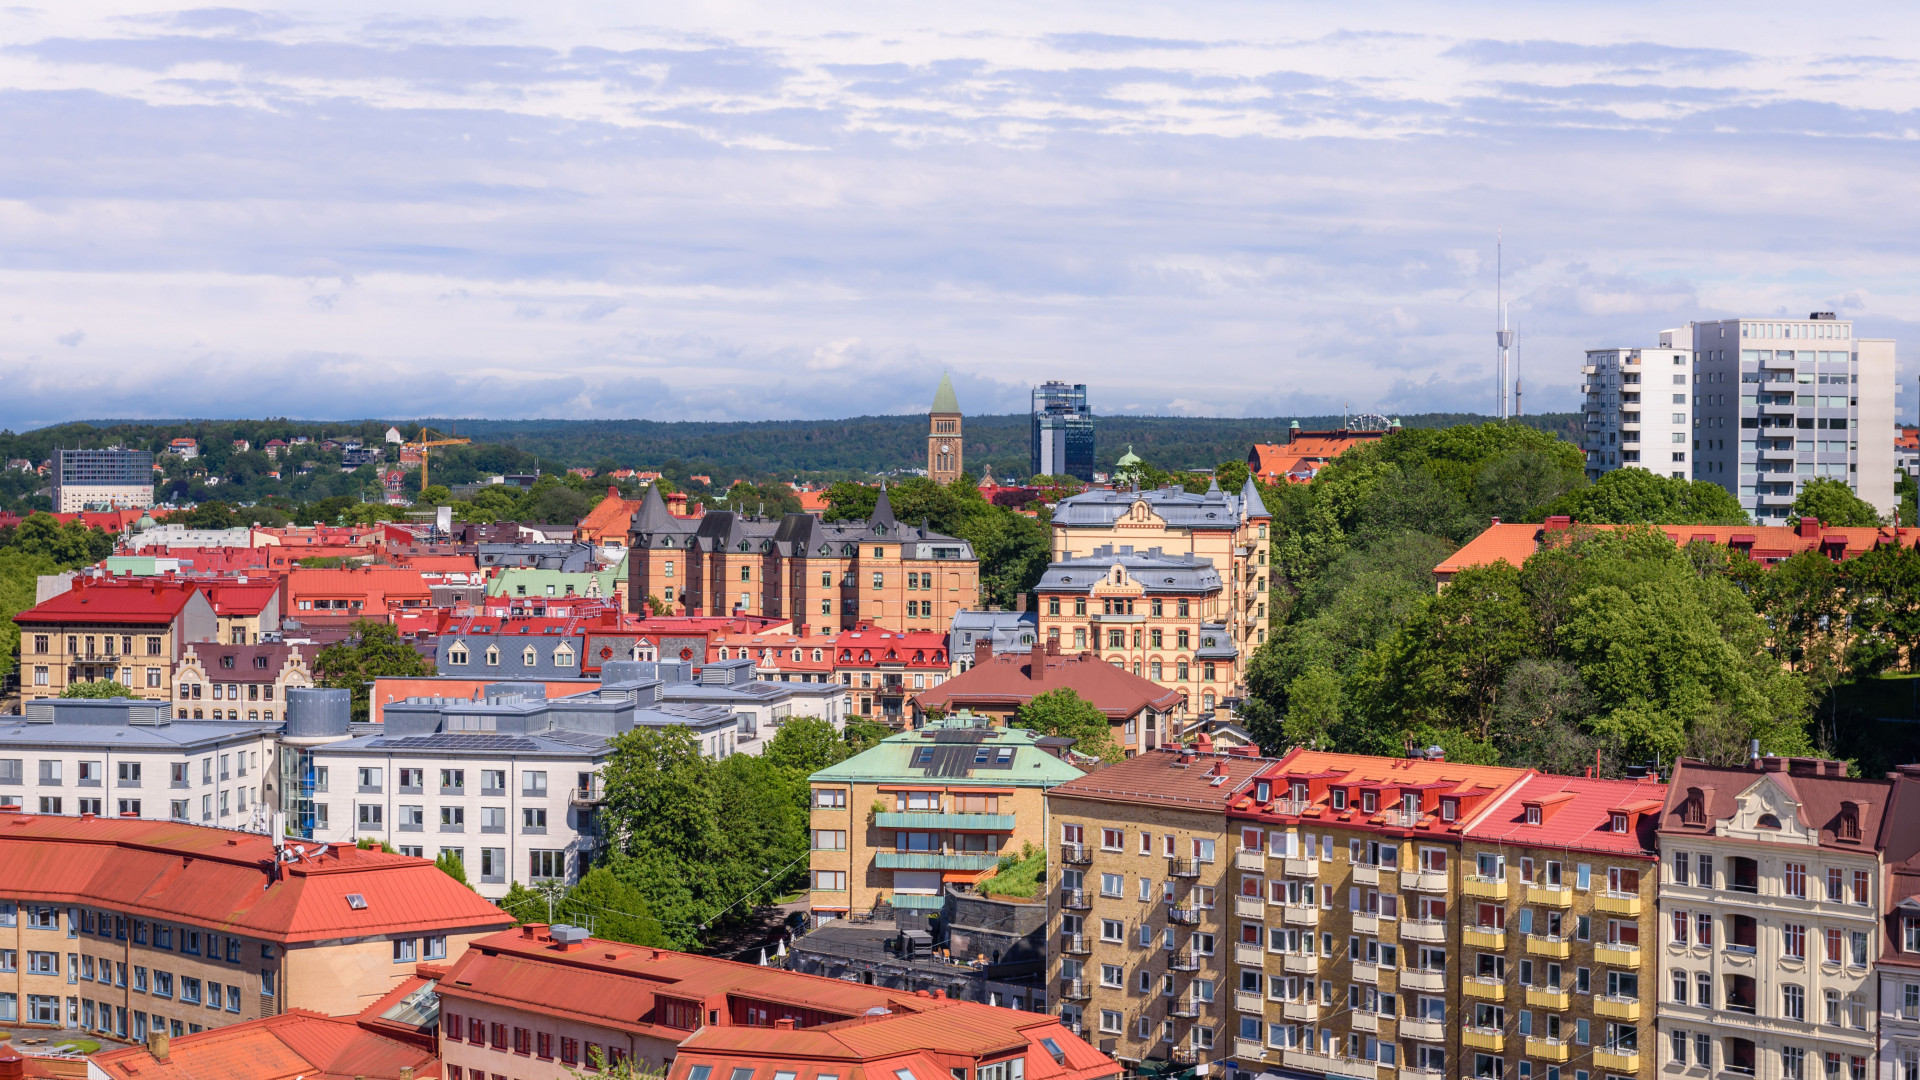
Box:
[1756,814,1781,830]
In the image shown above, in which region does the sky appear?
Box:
[1,2,1917,429]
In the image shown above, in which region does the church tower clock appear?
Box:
[927,373,963,485]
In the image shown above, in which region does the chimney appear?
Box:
[1015,593,1028,613]
[973,639,993,665]
[1799,517,1823,539]
[401,1069,416,1080]
[774,1018,796,1031]
[1544,515,1573,533]
[1196,732,1214,754]
[0,1052,23,1080]
[148,1031,171,1063]
[1046,638,1060,657]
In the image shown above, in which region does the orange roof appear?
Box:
[1234,749,1534,835]
[14,579,205,626]
[1247,430,1385,483]
[669,997,1118,1080]
[1461,772,1666,857]
[93,1009,438,1080]
[797,491,831,513]
[1435,519,1920,582]
[0,815,512,943]
[577,490,643,543]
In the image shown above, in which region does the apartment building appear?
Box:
[1042,745,1269,1068]
[52,449,154,513]
[805,714,1082,919]
[1048,479,1271,700]
[1225,750,1535,1080]
[0,815,509,1040]
[0,698,278,828]
[1876,767,1920,1080]
[627,484,981,635]
[172,643,316,723]
[911,641,1184,757]
[1688,315,1897,521]
[1656,756,1907,1080]
[1579,335,1693,480]
[14,580,217,702]
[1035,547,1236,717]
[308,669,741,899]
[1457,773,1666,1080]
[435,923,909,1077]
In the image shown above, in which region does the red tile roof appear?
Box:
[1461,773,1666,857]
[1233,749,1534,836]
[201,580,282,618]
[93,1009,438,1080]
[1436,519,1920,582]
[1246,430,1386,484]
[14,579,205,626]
[668,997,1118,1080]
[912,649,1183,718]
[0,815,511,943]
[1049,747,1267,811]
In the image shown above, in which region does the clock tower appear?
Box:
[927,373,963,485]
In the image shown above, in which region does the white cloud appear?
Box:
[0,1,1917,428]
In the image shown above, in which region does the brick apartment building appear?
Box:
[14,580,217,702]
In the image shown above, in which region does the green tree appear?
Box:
[173,502,240,529]
[434,850,472,888]
[1543,469,1749,526]
[842,718,893,752]
[1845,543,1920,671]
[7,513,113,566]
[1013,688,1124,763]
[61,680,135,699]
[0,549,57,680]
[551,866,669,947]
[1282,668,1343,749]
[1790,477,1883,527]
[416,484,452,506]
[763,717,853,775]
[470,487,519,517]
[313,620,434,720]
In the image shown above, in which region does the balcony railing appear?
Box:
[1061,932,1091,955]
[1060,842,1091,864]
[1059,888,1090,910]
[1060,979,1090,1001]
[1169,950,1201,972]
[1167,906,1200,926]
[1169,857,1202,878]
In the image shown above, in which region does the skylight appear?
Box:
[345,893,368,910]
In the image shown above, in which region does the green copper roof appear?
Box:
[485,553,628,599]
[809,712,1084,787]
[1114,444,1142,466]
[931,372,960,415]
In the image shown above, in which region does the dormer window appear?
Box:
[1682,789,1706,826]
[1838,802,1862,841]
[522,646,537,667]
[1611,813,1629,834]
[1361,791,1377,814]
[1331,789,1348,811]
[447,643,469,666]
[1255,782,1271,803]
[1291,784,1309,804]
[1756,814,1781,830]
[1525,805,1541,826]
[1402,794,1420,816]
[1442,799,1458,822]
[485,645,500,666]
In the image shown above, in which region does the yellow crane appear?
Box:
[403,428,471,493]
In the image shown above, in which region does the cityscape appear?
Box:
[1,5,1918,1080]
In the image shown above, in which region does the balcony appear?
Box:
[1399,1017,1444,1043]
[567,785,603,807]
[1353,864,1393,887]
[1283,953,1318,973]
[1594,1049,1640,1073]
[1169,1048,1204,1066]
[1061,932,1091,955]
[1595,996,1641,1021]
[1060,842,1091,865]
[1283,857,1319,878]
[1526,883,1573,907]
[1167,906,1200,926]
[1526,986,1569,1009]
[1169,950,1201,972]
[1169,857,1202,879]
[1235,942,1263,966]
[1350,961,1380,985]
[1235,989,1264,1014]
[876,852,1001,871]
[1167,999,1200,1019]
[1526,1038,1571,1063]
[1235,895,1264,919]
[1525,935,1571,959]
[1594,942,1640,967]
[1234,1037,1267,1061]
[1402,869,1447,893]
[1235,849,1266,871]
[1594,891,1642,917]
[1060,979,1090,1001]
[1462,924,1505,950]
[1282,1000,1319,1021]
[1462,976,1505,1002]
[1399,968,1444,993]
[1462,874,1507,900]
[1283,905,1319,927]
[1462,1027,1506,1053]
[1352,913,1380,936]
[1283,1049,1376,1080]
[876,811,1015,831]
[1060,888,1090,910]
[1400,919,1445,944]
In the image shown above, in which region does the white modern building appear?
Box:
[1580,333,1694,480]
[0,698,279,828]
[1689,314,1897,521]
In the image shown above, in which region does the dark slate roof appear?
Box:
[1035,547,1222,594]
[1052,483,1261,530]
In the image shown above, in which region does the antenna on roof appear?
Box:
[1495,230,1514,422]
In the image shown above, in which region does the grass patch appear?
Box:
[977,843,1045,899]
[57,1040,100,1055]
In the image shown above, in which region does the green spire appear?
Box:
[931,372,960,415]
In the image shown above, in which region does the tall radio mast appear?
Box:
[1496,231,1514,421]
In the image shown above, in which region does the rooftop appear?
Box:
[912,646,1183,719]
[0,815,512,943]
[1658,755,1901,852]
[14,579,205,625]
[1435,518,1920,581]
[809,714,1084,786]
[1461,772,1666,857]
[1048,746,1267,811]
[93,1007,438,1080]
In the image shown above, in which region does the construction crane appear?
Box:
[402,428,470,493]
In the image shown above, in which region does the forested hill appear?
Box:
[29,411,1575,481]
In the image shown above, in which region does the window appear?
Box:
[1784,862,1806,898]
[529,849,566,879]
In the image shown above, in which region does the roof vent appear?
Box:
[345,893,368,910]
[551,924,589,945]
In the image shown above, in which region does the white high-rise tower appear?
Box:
[1496,234,1514,420]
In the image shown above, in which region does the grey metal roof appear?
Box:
[1195,622,1239,660]
[1035,547,1223,594]
[0,714,276,752]
[1051,482,1259,530]
[949,610,1037,657]
[632,503,972,560]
